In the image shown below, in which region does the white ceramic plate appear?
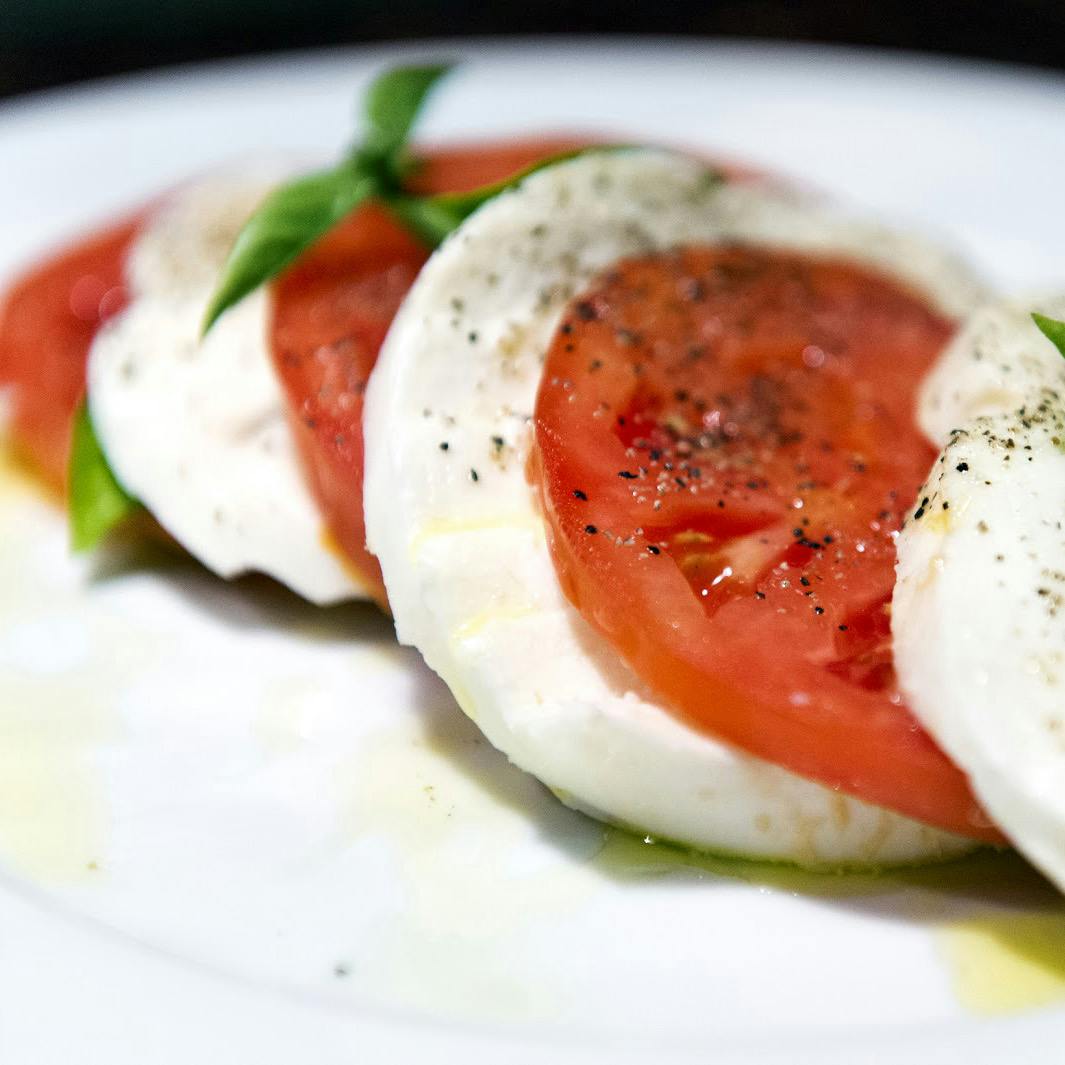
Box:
[3,38,1065,1065]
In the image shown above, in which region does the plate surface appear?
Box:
[3,38,1065,1065]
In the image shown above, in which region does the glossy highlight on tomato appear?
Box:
[270,137,592,602]
[532,245,1001,840]
[0,216,140,489]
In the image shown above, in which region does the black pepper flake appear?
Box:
[491,435,505,451]
[754,591,766,600]
[956,462,969,472]
[575,300,597,321]
[647,544,661,555]
[814,606,825,616]
[573,489,588,501]
[439,441,450,451]
[470,468,479,482]
[584,524,598,535]
[618,470,638,479]
[800,577,811,587]
[468,331,479,344]
[913,506,926,520]
[838,624,848,631]
[691,277,712,301]
[560,323,573,336]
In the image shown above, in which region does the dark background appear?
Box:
[1,0,1058,100]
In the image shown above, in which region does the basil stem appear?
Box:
[387,147,634,248]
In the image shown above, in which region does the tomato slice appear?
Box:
[532,245,1000,840]
[270,137,593,603]
[0,216,140,489]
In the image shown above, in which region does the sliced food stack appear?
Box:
[10,62,1065,882]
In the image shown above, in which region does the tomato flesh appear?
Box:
[533,245,1000,840]
[0,217,140,489]
[269,137,592,602]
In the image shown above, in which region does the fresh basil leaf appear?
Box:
[387,146,649,249]
[203,165,379,335]
[1032,312,1065,358]
[361,63,454,174]
[68,401,140,552]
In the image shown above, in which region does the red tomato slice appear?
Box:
[0,216,140,490]
[532,245,1001,841]
[270,137,593,603]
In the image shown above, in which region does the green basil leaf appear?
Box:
[1032,312,1065,358]
[68,401,140,552]
[361,63,454,172]
[202,165,379,335]
[388,146,662,249]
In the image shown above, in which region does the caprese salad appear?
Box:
[3,63,1065,886]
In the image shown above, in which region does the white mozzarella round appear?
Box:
[364,149,985,865]
[88,170,368,605]
[895,297,1065,888]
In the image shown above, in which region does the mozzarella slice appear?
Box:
[895,297,1065,888]
[364,149,985,865]
[88,170,367,605]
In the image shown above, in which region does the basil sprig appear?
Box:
[202,62,453,334]
[68,401,140,551]
[1032,312,1065,358]
[74,59,639,555]
[204,62,632,332]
